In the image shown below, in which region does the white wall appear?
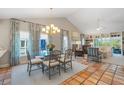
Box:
[0,18,80,50]
[0,19,10,68]
[22,18,80,50]
[0,18,81,65]
[22,18,80,33]
[0,19,10,49]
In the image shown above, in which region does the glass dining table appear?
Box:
[35,50,64,60]
[35,50,50,59]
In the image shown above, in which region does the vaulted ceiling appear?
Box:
[67,8,124,34]
[0,8,124,34]
[0,8,78,18]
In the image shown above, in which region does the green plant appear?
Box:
[47,43,55,51]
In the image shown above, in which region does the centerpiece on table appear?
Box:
[47,43,55,52]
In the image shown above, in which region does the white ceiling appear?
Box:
[0,8,124,34]
[67,8,124,34]
[0,8,79,18]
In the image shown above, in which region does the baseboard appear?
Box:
[0,63,10,68]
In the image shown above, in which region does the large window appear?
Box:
[94,37,121,49]
[20,32,29,56]
[40,33,49,56]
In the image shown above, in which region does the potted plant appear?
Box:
[47,43,55,51]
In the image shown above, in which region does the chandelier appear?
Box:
[42,24,60,34]
[96,18,103,31]
[42,8,60,34]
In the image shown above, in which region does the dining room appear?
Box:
[1,8,124,85]
[1,1,124,93]
[0,7,86,84]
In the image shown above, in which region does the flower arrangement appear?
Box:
[47,43,55,51]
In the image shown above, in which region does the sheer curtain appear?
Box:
[66,30,71,49]
[80,34,83,45]
[35,24,41,56]
[28,23,41,58]
[60,29,71,52]
[10,19,20,66]
[60,29,64,52]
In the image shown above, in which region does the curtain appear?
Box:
[28,23,41,58]
[35,24,41,56]
[80,34,84,45]
[10,19,20,66]
[60,29,71,52]
[66,30,71,49]
[60,29,64,52]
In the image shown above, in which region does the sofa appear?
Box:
[87,47,102,62]
[99,46,112,58]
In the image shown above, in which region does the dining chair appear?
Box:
[26,50,43,76]
[42,51,61,80]
[52,50,61,60]
[59,49,73,72]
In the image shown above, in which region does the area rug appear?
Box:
[11,61,87,85]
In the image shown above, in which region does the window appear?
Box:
[63,35,68,52]
[21,40,25,48]
[20,32,29,56]
[40,33,49,56]
[94,37,121,49]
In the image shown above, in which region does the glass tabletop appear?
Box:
[35,50,63,59]
[35,50,50,59]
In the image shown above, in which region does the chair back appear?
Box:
[43,50,60,67]
[94,48,99,56]
[64,49,73,61]
[26,50,31,64]
[87,47,100,57]
[52,50,61,59]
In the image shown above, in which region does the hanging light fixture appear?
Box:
[42,8,60,35]
[96,18,103,31]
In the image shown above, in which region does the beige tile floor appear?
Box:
[61,62,124,85]
[102,56,124,65]
[61,56,124,85]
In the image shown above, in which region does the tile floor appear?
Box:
[61,62,124,85]
[0,67,11,85]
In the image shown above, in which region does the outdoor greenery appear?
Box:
[94,37,121,49]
